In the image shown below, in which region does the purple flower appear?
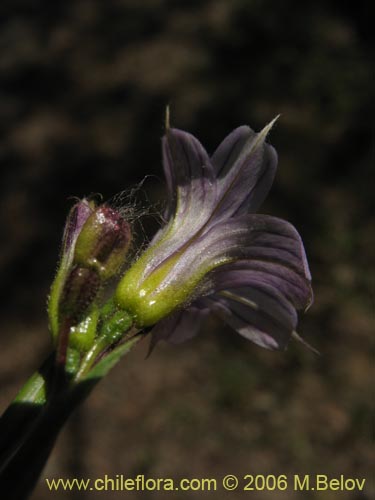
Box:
[116,119,313,350]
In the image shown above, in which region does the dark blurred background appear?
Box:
[0,1,373,498]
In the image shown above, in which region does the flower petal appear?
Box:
[211,119,278,221]
[162,127,216,222]
[211,126,253,175]
[150,306,209,350]
[143,128,218,276]
[160,121,277,240]
[205,283,297,350]
[173,214,312,289]
[211,259,312,311]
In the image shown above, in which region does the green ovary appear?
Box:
[116,236,234,327]
[115,253,202,327]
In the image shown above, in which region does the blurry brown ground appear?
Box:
[0,1,373,499]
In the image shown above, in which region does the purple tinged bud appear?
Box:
[59,266,101,325]
[62,199,95,257]
[49,200,132,343]
[49,199,96,339]
[73,206,132,280]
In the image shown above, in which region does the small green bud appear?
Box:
[98,298,133,345]
[100,309,133,344]
[69,307,99,352]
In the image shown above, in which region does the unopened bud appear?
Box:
[59,265,100,325]
[49,199,96,339]
[62,199,95,258]
[73,206,132,280]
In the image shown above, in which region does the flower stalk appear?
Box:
[0,333,141,500]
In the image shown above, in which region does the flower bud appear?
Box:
[62,199,95,258]
[73,206,132,280]
[49,201,132,344]
[58,265,101,325]
[49,199,95,339]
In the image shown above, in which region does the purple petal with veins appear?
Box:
[139,120,313,350]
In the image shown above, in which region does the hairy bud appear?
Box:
[49,200,132,353]
[73,206,132,280]
[59,266,101,325]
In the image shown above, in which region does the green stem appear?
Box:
[0,334,143,499]
[0,379,97,500]
[0,354,53,468]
